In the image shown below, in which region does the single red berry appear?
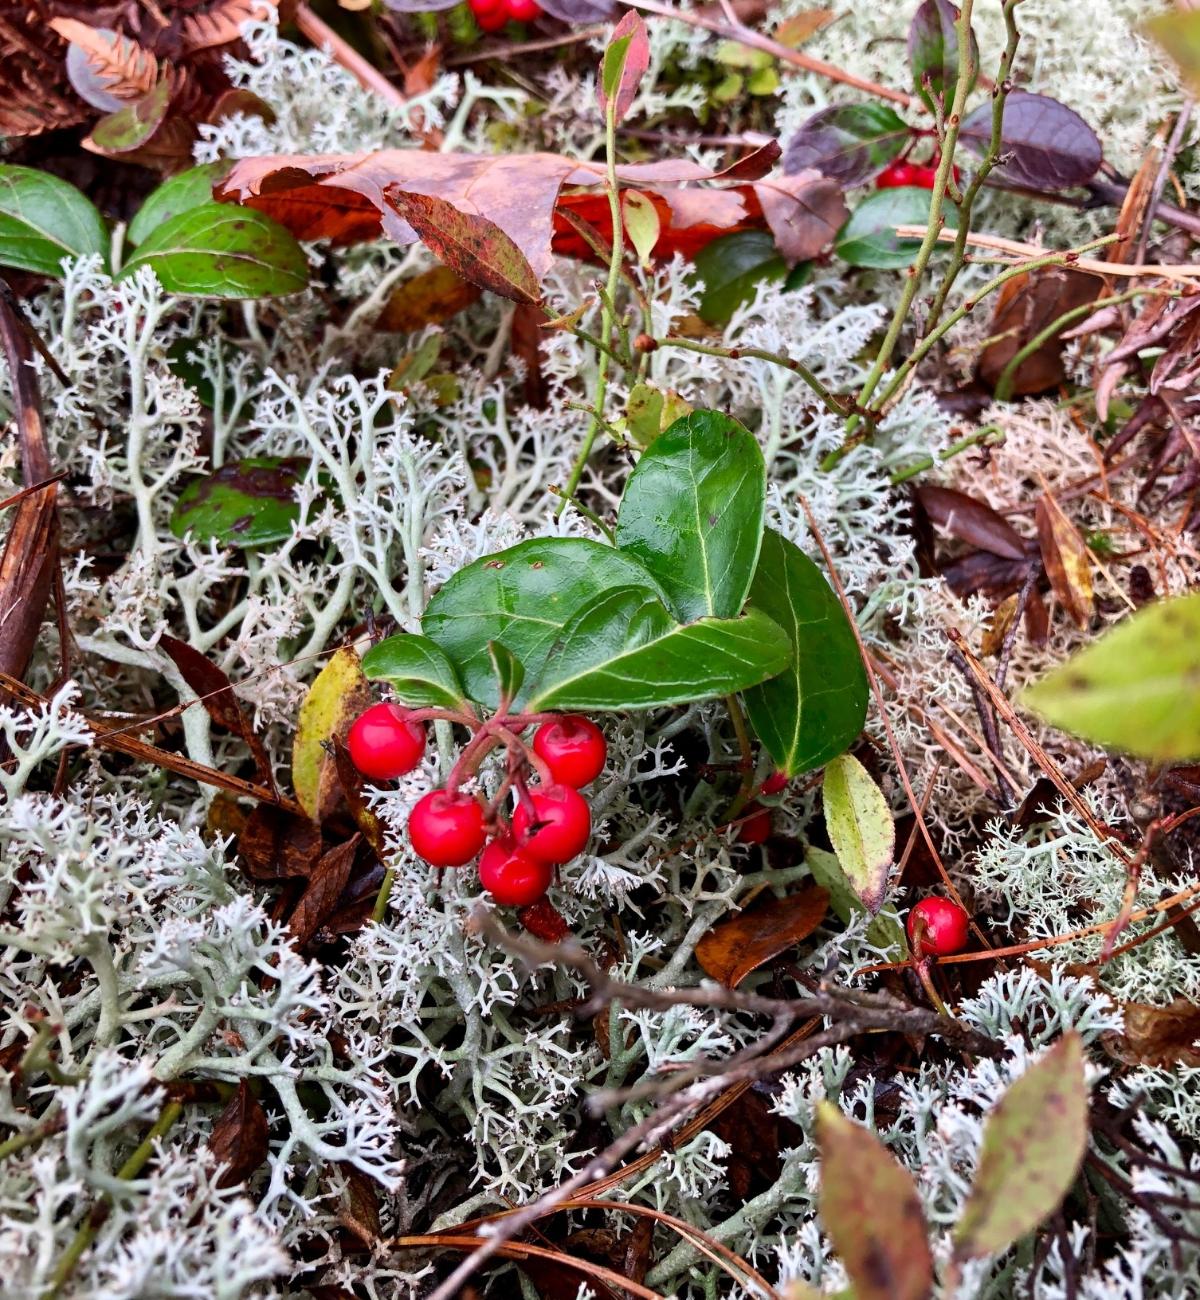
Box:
[906,896,970,957]
[479,836,554,906]
[408,789,487,867]
[737,805,772,844]
[518,897,571,942]
[760,772,790,796]
[876,159,917,189]
[347,702,426,781]
[532,715,607,788]
[505,0,542,18]
[512,784,591,864]
[472,0,508,30]
[468,0,505,13]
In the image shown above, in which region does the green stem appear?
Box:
[993,288,1156,401]
[44,1100,184,1300]
[558,101,625,517]
[889,423,1005,484]
[372,867,395,923]
[547,486,617,542]
[923,0,1022,332]
[848,0,978,429]
[722,693,757,821]
[654,336,848,418]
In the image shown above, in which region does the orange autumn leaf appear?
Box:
[695,884,829,988]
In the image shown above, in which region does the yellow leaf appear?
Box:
[292,647,371,822]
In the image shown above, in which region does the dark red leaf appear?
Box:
[914,485,1029,560]
[208,1081,268,1189]
[599,12,650,127]
[518,898,571,942]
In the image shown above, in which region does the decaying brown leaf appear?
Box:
[376,265,482,332]
[237,804,323,881]
[1035,490,1093,628]
[287,834,361,946]
[209,1080,269,1188]
[1104,999,1200,1067]
[977,266,1098,396]
[695,884,829,987]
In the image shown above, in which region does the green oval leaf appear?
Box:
[822,753,895,914]
[694,230,788,324]
[0,164,108,277]
[528,586,791,712]
[129,163,228,246]
[742,530,867,776]
[487,640,525,707]
[817,1101,934,1300]
[170,457,306,549]
[616,410,766,622]
[1021,593,1200,762]
[783,103,912,187]
[422,537,664,708]
[361,633,469,711]
[806,846,907,960]
[87,77,172,155]
[835,186,958,269]
[954,1033,1089,1261]
[120,202,308,298]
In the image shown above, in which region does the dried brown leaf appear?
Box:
[1103,999,1200,1067]
[182,0,278,52]
[376,265,482,332]
[208,1080,268,1188]
[695,884,829,987]
[49,19,158,102]
[287,834,360,946]
[915,484,1029,560]
[1035,491,1093,628]
[237,804,323,881]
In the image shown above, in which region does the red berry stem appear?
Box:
[493,723,556,785]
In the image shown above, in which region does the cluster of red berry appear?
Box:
[347,701,604,908]
[467,0,541,32]
[876,154,961,192]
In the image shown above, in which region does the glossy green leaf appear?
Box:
[361,633,468,711]
[835,186,958,269]
[616,410,766,622]
[806,846,906,959]
[422,537,664,708]
[694,230,788,324]
[120,202,308,298]
[1022,594,1200,761]
[742,530,867,776]
[817,1102,934,1300]
[528,586,791,711]
[170,457,305,549]
[487,640,525,706]
[955,1034,1088,1260]
[0,165,108,277]
[822,753,895,914]
[129,164,227,246]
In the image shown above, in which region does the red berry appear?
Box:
[532,715,607,788]
[505,0,542,18]
[347,702,426,781]
[760,772,790,796]
[906,897,970,957]
[876,159,917,189]
[468,0,505,13]
[473,2,508,30]
[479,836,553,906]
[737,805,772,844]
[408,789,486,867]
[512,784,591,864]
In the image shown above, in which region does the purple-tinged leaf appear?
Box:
[908,0,979,111]
[960,91,1102,192]
[783,102,911,187]
[540,0,615,22]
[915,484,1029,560]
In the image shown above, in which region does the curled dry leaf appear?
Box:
[817,1102,934,1300]
[694,883,829,987]
[287,834,361,947]
[182,0,280,52]
[1103,999,1200,1068]
[237,804,323,882]
[1035,491,1093,629]
[915,484,1029,561]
